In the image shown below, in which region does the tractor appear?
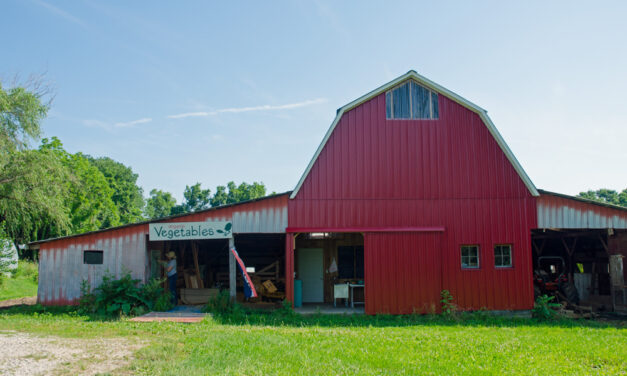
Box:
[533,256,580,305]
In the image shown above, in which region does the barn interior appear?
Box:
[294,233,364,309]
[531,229,626,315]
[147,234,286,306]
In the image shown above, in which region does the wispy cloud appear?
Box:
[114,117,152,127]
[82,117,152,130]
[32,0,86,27]
[168,98,327,119]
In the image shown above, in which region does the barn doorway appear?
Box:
[294,233,364,310]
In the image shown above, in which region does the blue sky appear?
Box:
[2,1,626,201]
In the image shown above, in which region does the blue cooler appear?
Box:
[294,279,303,307]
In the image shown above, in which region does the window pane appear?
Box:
[393,83,411,119]
[386,91,393,119]
[84,250,103,265]
[431,92,439,119]
[411,82,430,119]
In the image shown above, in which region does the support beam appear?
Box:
[598,234,609,253]
[229,237,236,301]
[285,233,295,307]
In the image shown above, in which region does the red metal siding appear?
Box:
[365,232,442,314]
[289,91,537,313]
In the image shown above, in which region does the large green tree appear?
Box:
[172,183,211,214]
[578,188,627,208]
[88,156,145,224]
[0,81,72,245]
[40,137,120,233]
[210,181,266,207]
[145,189,177,219]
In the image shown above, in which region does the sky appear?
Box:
[2,1,626,201]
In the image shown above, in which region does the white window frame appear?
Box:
[494,244,513,268]
[461,245,480,269]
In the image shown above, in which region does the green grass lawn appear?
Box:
[0,305,625,375]
[0,261,38,301]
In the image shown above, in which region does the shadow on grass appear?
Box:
[0,304,127,322]
[207,306,626,330]
[2,304,625,330]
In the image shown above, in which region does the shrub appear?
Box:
[532,295,561,320]
[79,272,172,317]
[274,299,296,318]
[203,290,236,315]
[440,290,457,318]
[15,261,38,283]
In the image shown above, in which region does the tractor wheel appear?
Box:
[559,282,580,305]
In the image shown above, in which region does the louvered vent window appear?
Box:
[385,81,439,120]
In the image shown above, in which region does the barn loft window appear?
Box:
[461,245,479,269]
[494,245,512,268]
[83,250,103,265]
[385,80,439,120]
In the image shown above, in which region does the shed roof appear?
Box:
[29,191,291,246]
[290,70,539,199]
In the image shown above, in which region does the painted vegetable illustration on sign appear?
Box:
[216,222,232,237]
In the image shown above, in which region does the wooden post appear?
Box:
[285,233,295,307]
[229,237,236,301]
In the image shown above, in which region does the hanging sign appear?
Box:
[149,221,233,241]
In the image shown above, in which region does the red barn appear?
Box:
[286,71,538,314]
[30,71,627,314]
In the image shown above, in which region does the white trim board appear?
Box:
[289,70,538,199]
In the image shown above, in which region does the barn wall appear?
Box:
[37,194,289,305]
[537,194,627,229]
[38,226,147,305]
[289,90,537,313]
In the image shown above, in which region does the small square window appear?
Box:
[494,245,512,268]
[461,245,479,269]
[84,250,103,265]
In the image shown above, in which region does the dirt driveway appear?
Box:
[0,331,143,375]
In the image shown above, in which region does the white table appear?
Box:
[348,284,365,308]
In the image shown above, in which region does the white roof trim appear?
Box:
[290,71,539,199]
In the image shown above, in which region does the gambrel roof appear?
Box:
[290,70,539,199]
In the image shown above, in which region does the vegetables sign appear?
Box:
[149,221,233,240]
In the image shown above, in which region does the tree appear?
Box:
[0,81,72,246]
[88,157,145,224]
[172,183,211,214]
[145,189,177,219]
[578,188,627,208]
[40,138,120,233]
[210,181,266,207]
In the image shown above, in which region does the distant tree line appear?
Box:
[577,189,627,208]
[0,79,268,250]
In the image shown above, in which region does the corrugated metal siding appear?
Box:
[37,194,289,305]
[38,226,146,305]
[537,194,627,229]
[365,232,442,314]
[161,194,288,233]
[289,91,536,313]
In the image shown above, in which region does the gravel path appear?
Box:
[0,331,143,375]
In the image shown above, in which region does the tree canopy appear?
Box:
[578,188,627,208]
[145,189,177,219]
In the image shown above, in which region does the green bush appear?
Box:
[203,290,237,315]
[79,272,172,317]
[440,290,457,318]
[15,261,38,283]
[532,295,561,320]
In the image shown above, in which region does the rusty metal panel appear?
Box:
[537,194,627,229]
[38,227,147,305]
[288,91,536,312]
[167,194,288,233]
